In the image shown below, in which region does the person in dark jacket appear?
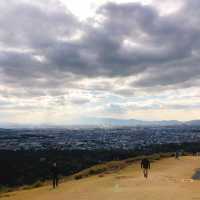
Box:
[175,151,179,159]
[141,158,150,178]
[51,162,59,188]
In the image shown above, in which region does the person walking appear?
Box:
[141,158,150,178]
[51,162,59,188]
[175,151,179,159]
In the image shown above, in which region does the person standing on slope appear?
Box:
[51,162,59,188]
[175,151,179,159]
[141,158,150,178]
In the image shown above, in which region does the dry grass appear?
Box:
[73,153,175,180]
[0,152,176,194]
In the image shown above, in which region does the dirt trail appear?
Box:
[1,156,200,200]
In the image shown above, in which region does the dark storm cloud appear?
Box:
[0,0,78,49]
[0,0,200,97]
[0,51,42,79]
[134,61,200,88]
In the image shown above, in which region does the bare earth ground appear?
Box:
[1,156,200,200]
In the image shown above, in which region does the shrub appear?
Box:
[74,175,83,180]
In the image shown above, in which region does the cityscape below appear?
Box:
[1,125,200,151]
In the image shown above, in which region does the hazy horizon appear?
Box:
[1,117,200,128]
[1,0,200,125]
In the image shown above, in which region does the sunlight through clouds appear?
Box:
[0,0,200,124]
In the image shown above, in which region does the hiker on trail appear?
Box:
[141,158,150,178]
[51,162,59,188]
[175,151,179,159]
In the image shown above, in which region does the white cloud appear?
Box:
[0,0,200,124]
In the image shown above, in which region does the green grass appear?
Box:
[0,185,13,193]
[22,181,43,190]
[0,181,44,196]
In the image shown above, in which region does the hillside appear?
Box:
[1,156,200,200]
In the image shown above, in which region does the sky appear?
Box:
[0,0,200,125]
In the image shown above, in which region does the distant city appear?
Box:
[1,125,200,151]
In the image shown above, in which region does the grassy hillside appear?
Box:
[1,155,200,200]
[0,152,174,194]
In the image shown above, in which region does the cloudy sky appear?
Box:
[0,0,200,125]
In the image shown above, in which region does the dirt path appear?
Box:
[1,156,200,200]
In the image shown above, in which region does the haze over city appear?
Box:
[0,0,200,125]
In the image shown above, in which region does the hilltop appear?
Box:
[1,156,200,200]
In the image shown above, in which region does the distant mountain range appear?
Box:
[77,117,200,127]
[0,118,200,128]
